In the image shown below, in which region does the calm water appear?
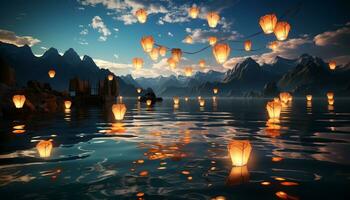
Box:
[0,98,350,200]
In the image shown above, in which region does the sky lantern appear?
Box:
[184,97,189,101]
[327,92,334,100]
[279,92,291,104]
[199,99,205,107]
[184,35,193,44]
[36,140,53,158]
[149,47,159,61]
[167,57,177,69]
[244,40,252,51]
[266,100,282,120]
[12,95,26,108]
[188,6,199,19]
[274,21,291,41]
[199,59,206,68]
[171,48,182,62]
[328,61,336,70]
[306,95,312,101]
[184,67,193,77]
[173,96,180,105]
[227,140,252,166]
[208,36,217,46]
[146,99,152,106]
[328,99,334,105]
[108,74,114,81]
[198,96,202,100]
[213,88,218,94]
[213,43,230,64]
[112,103,127,121]
[269,41,278,51]
[207,12,220,28]
[159,46,167,56]
[140,36,154,53]
[48,69,56,78]
[137,88,142,94]
[135,8,147,23]
[259,13,277,34]
[64,100,72,109]
[132,57,144,70]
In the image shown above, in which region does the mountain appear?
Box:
[262,56,296,76]
[120,74,140,88]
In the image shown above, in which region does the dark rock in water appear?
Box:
[139,88,162,104]
[263,82,279,97]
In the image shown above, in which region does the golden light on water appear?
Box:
[266,100,282,120]
[36,140,53,158]
[112,103,127,121]
[199,99,205,107]
[226,166,249,186]
[173,96,180,105]
[12,95,26,108]
[213,88,219,94]
[146,99,152,106]
[227,140,252,166]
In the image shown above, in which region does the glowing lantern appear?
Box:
[266,100,282,120]
[12,95,26,108]
[208,36,217,46]
[274,22,291,41]
[199,59,206,68]
[213,88,218,94]
[135,8,147,23]
[184,67,193,77]
[36,140,53,158]
[159,46,167,56]
[259,14,277,34]
[146,99,152,106]
[173,96,180,105]
[329,61,336,70]
[199,99,205,107]
[244,40,252,51]
[140,36,154,53]
[108,74,113,81]
[328,99,334,105]
[64,100,72,109]
[227,140,252,166]
[327,92,334,100]
[48,69,56,78]
[279,92,291,104]
[185,36,193,44]
[132,57,144,70]
[197,96,202,100]
[118,96,123,103]
[207,12,220,28]
[269,41,278,50]
[171,48,182,62]
[184,97,189,101]
[112,103,127,121]
[137,88,142,94]
[167,57,177,69]
[213,43,230,64]
[306,95,312,101]
[149,47,159,61]
[189,6,199,19]
[226,166,249,186]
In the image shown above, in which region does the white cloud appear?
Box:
[113,54,119,59]
[80,28,89,35]
[40,46,47,50]
[0,29,40,47]
[91,16,111,41]
[314,26,350,46]
[185,28,240,44]
[168,32,174,37]
[94,58,133,75]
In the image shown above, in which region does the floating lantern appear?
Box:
[207,12,220,28]
[140,36,154,53]
[171,48,182,62]
[208,36,217,46]
[275,191,288,199]
[137,96,141,101]
[269,41,278,50]
[226,166,249,186]
[199,59,206,68]
[266,100,282,120]
[149,47,159,61]
[64,100,72,109]
[279,92,291,104]
[48,69,56,78]
[135,8,147,23]
[306,95,312,101]
[328,61,336,70]
[118,96,123,103]
[213,43,230,64]
[12,95,26,108]
[259,14,277,34]
[184,35,193,44]
[112,103,127,121]
[227,140,252,166]
[132,57,144,70]
[244,40,252,51]
[36,140,53,158]
[327,92,334,100]
[197,96,202,100]
[189,6,199,19]
[137,88,142,94]
[167,57,177,69]
[146,99,152,106]
[159,46,167,56]
[199,99,205,107]
[213,88,218,94]
[328,99,334,105]
[108,74,114,81]
[184,97,189,101]
[184,67,193,77]
[173,96,180,105]
[274,22,291,41]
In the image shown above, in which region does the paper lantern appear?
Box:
[244,40,252,51]
[184,97,189,101]
[140,36,154,53]
[306,95,312,101]
[327,92,334,100]
[329,61,336,70]
[118,96,123,103]
[274,22,291,41]
[279,92,291,104]
[159,46,167,56]
[199,99,205,107]
[149,47,159,61]
[184,67,193,77]
[266,100,282,120]
[12,95,26,108]
[184,35,193,44]
[137,96,141,101]
[48,69,56,78]
[171,48,182,62]
[328,99,334,105]
[259,14,277,34]
[227,140,252,166]
[132,57,144,70]
[226,166,249,186]
[213,43,230,64]
[64,100,72,109]
[112,103,127,121]
[188,6,199,19]
[197,96,202,100]
[146,99,152,106]
[269,41,278,50]
[167,57,178,69]
[137,88,142,94]
[199,59,206,68]
[208,36,217,46]
[36,140,53,158]
[173,96,180,105]
[212,96,217,102]
[207,12,220,28]
[108,74,113,81]
[135,8,147,23]
[213,88,218,94]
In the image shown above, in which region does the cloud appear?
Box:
[185,28,241,44]
[314,26,350,46]
[91,16,111,41]
[40,46,47,50]
[93,58,133,75]
[80,28,88,35]
[168,32,174,37]
[0,29,40,47]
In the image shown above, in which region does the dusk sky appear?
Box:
[1,0,349,78]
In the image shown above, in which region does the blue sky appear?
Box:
[0,0,349,77]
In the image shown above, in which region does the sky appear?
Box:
[0,0,349,78]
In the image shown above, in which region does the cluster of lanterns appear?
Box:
[259,13,290,41]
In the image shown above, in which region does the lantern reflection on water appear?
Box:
[327,92,334,100]
[12,94,26,108]
[227,140,252,166]
[266,119,281,137]
[328,99,334,106]
[36,140,53,158]
[226,166,249,186]
[112,103,127,121]
[12,124,26,134]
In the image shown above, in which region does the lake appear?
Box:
[0,97,349,199]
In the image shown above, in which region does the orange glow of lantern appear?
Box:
[199,99,205,107]
[108,74,113,81]
[198,96,202,100]
[268,41,279,50]
[173,96,180,105]
[137,88,142,94]
[244,40,252,51]
[112,103,127,121]
[259,14,277,34]
[64,100,72,109]
[328,99,334,105]
[306,95,312,101]
[274,22,291,41]
[266,100,282,120]
[213,43,230,64]
[171,48,182,62]
[159,46,167,56]
[226,166,250,186]
[199,59,206,68]
[167,57,178,69]
[188,6,199,19]
[149,47,159,61]
[146,99,152,106]
[328,61,336,70]
[140,36,154,53]
[184,35,193,44]
[327,92,334,100]
[279,92,291,104]
[228,140,252,166]
[12,95,26,108]
[36,140,53,158]
[208,36,217,46]
[275,191,288,199]
[207,12,220,28]
[184,97,189,101]
[132,57,144,70]
[213,88,218,94]
[135,8,147,23]
[184,67,193,77]
[48,69,56,78]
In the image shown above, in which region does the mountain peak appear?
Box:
[63,48,81,65]
[82,55,95,66]
[42,47,60,58]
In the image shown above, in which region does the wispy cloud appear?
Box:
[0,29,40,47]
[314,25,350,47]
[91,16,111,41]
